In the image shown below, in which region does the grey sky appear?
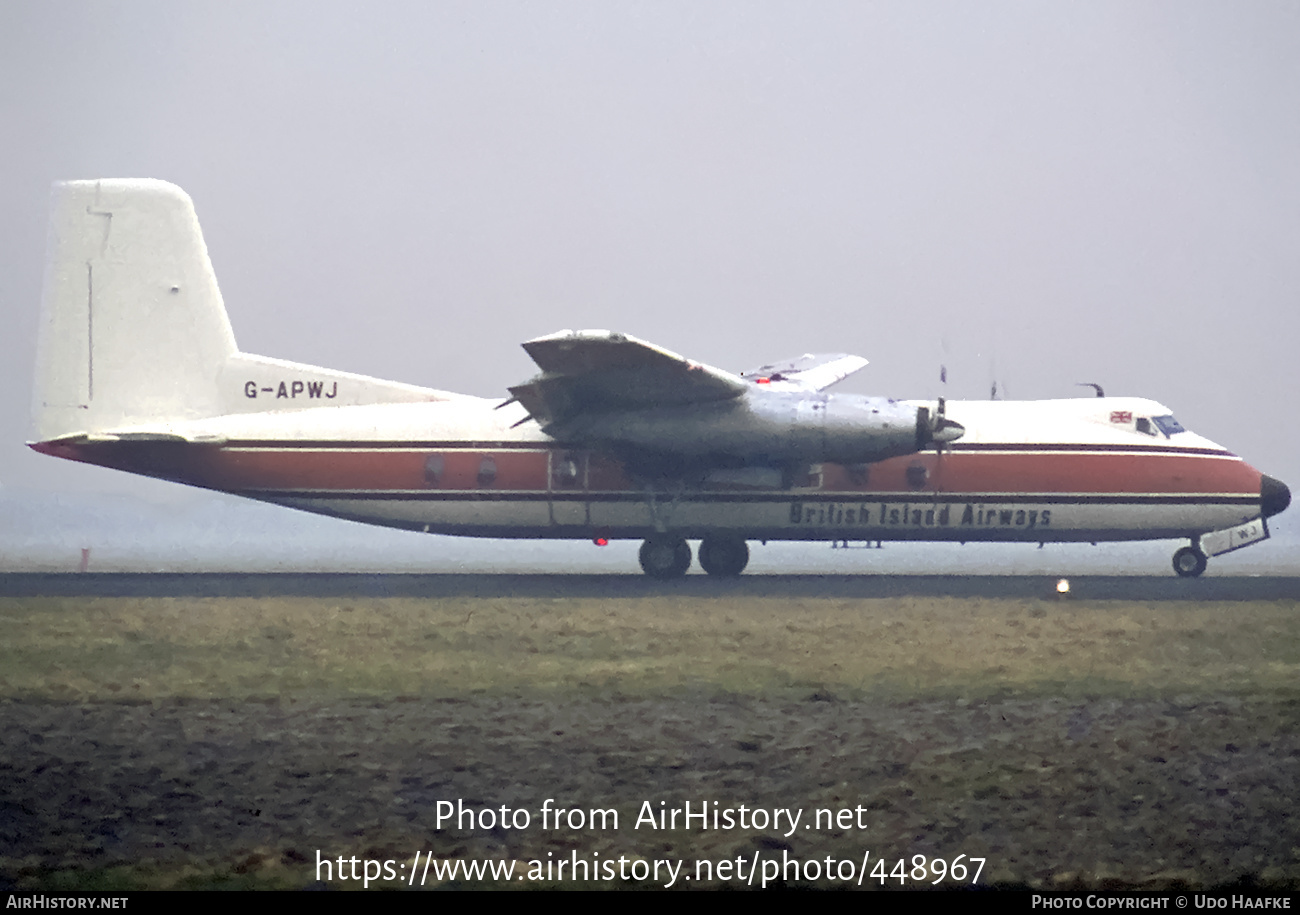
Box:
[4,1,1299,507]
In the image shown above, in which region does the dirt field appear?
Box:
[1,594,1298,889]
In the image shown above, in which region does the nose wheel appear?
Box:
[1172,545,1207,578]
[639,534,692,579]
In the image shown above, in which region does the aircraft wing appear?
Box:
[509,330,748,427]
[739,353,869,391]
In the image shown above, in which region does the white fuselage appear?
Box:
[35,395,1271,544]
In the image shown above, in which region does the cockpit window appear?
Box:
[1152,415,1186,437]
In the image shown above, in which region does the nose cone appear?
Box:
[1261,474,1291,518]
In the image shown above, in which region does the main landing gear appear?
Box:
[638,534,691,579]
[697,534,750,577]
[1172,543,1208,578]
[637,534,751,579]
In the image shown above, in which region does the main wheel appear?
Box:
[639,534,691,579]
[697,534,750,577]
[1172,545,1207,578]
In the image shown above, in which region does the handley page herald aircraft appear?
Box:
[30,180,1291,578]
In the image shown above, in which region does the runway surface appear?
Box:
[2,571,1299,600]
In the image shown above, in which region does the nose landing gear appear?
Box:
[1172,544,1207,578]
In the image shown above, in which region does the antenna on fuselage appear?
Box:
[1076,383,1105,398]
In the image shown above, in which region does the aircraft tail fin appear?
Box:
[32,179,450,443]
[33,180,239,441]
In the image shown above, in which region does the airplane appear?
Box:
[28,179,1291,578]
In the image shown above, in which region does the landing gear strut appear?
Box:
[1172,544,1207,578]
[639,533,691,579]
[698,534,750,577]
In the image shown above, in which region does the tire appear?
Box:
[698,534,750,577]
[639,534,691,579]
[1172,545,1207,578]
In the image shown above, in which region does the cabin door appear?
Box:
[548,450,590,526]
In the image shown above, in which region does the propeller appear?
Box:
[932,396,964,445]
[916,393,965,451]
[935,364,963,446]
[915,348,962,456]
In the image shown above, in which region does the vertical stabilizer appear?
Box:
[32,179,239,440]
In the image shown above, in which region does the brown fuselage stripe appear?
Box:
[39,441,1263,499]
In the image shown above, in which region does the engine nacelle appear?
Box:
[550,390,957,469]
